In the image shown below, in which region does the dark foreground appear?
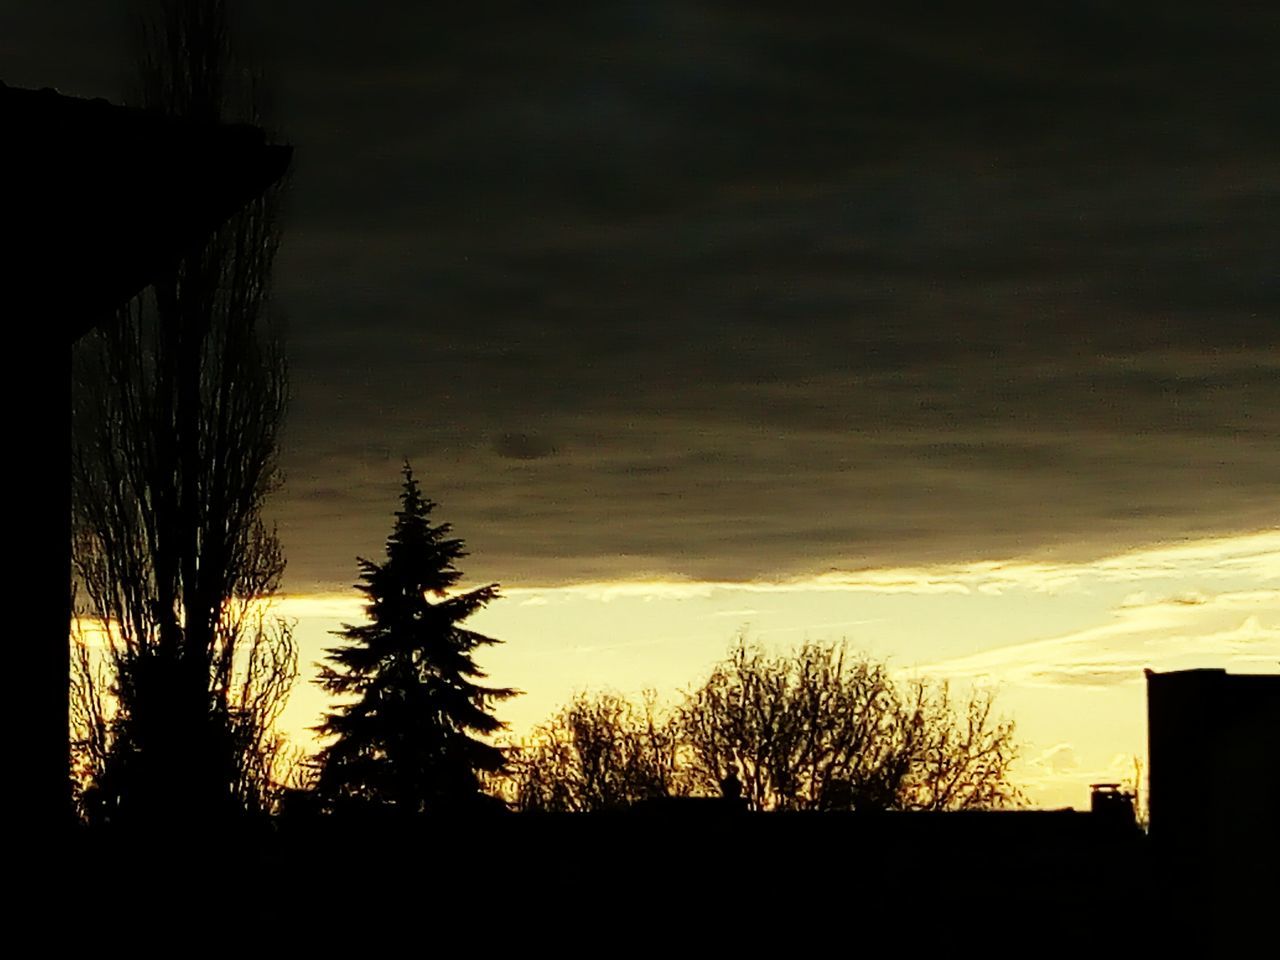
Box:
[25,806,1273,947]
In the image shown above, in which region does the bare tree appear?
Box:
[891,679,1021,811]
[502,640,1019,814]
[506,691,688,812]
[680,640,896,810]
[679,638,1020,812]
[70,0,294,825]
[1123,755,1149,832]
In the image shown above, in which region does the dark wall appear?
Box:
[1147,669,1280,861]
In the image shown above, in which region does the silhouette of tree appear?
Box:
[506,691,687,812]
[312,464,517,816]
[70,0,294,825]
[680,638,1020,812]
[503,640,1017,814]
[890,677,1021,811]
[1123,755,1149,832]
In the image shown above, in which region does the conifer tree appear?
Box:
[314,463,516,815]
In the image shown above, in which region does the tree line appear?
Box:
[67,0,1020,828]
[74,451,1021,824]
[506,642,1018,814]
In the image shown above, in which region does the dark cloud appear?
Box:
[493,432,559,461]
[1031,668,1140,689]
[17,2,1278,589]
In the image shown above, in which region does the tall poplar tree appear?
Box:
[71,0,293,825]
[314,464,516,815]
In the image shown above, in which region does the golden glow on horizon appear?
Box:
[276,526,1280,615]
[212,527,1280,810]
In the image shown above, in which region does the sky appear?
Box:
[7,2,1276,806]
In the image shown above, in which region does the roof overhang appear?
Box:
[2,82,292,340]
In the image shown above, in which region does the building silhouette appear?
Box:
[1146,668,1280,864]
[2,82,290,829]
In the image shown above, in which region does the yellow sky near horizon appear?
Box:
[273,526,1279,810]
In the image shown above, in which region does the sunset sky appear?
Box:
[9,2,1276,806]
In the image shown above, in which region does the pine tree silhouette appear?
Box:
[313,462,516,815]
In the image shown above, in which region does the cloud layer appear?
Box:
[926,586,1279,689]
[17,3,1278,589]
[268,4,1280,589]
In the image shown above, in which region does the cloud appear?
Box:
[492,432,559,461]
[275,595,365,621]
[246,5,1280,592]
[1120,590,1208,608]
[489,530,1280,597]
[925,585,1280,688]
[1035,743,1081,775]
[1028,668,1138,690]
[22,3,1279,592]
[272,352,1279,589]
[277,532,1280,622]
